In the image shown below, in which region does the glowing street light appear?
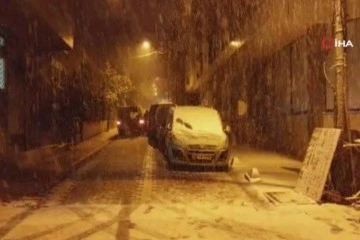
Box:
[230,40,244,48]
[142,40,151,50]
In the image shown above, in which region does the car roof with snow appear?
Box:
[174,106,218,115]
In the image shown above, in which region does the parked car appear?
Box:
[117,106,145,136]
[147,102,174,147]
[155,104,175,152]
[164,106,232,171]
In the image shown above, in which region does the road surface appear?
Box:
[1,136,359,240]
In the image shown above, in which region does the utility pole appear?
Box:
[333,0,346,130]
[333,0,357,190]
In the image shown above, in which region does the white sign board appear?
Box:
[295,128,341,201]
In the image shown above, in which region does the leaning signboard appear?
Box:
[295,128,341,201]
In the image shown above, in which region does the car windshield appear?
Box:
[1,1,360,239]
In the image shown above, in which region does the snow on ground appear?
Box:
[130,202,360,240]
[0,144,359,240]
[1,204,123,240]
[1,201,359,240]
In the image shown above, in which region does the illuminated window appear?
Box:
[0,58,4,89]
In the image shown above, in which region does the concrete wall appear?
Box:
[323,113,360,131]
[14,119,116,175]
[82,120,109,140]
[228,25,329,159]
[239,0,359,61]
[214,0,360,160]
[0,126,6,162]
[15,144,71,176]
[231,0,333,65]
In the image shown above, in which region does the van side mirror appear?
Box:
[224,125,231,133]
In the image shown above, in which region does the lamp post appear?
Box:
[132,40,170,101]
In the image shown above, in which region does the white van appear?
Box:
[164,106,231,171]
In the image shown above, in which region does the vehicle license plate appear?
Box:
[194,153,212,160]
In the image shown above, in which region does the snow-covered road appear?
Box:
[0,137,359,240]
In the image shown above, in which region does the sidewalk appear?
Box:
[230,145,312,205]
[70,128,118,170]
[231,145,302,189]
[223,146,360,239]
[0,129,117,202]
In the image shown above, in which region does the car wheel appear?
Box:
[166,147,176,170]
[165,146,172,162]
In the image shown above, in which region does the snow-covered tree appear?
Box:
[102,61,134,108]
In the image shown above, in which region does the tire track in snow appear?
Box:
[152,195,310,240]
[39,179,77,207]
[39,147,105,207]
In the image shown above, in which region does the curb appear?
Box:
[0,133,116,201]
[70,130,117,171]
[72,141,111,171]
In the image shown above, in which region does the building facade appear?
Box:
[0,0,136,163]
[165,0,360,192]
[0,0,75,162]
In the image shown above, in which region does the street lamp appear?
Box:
[142,40,151,50]
[230,40,245,48]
